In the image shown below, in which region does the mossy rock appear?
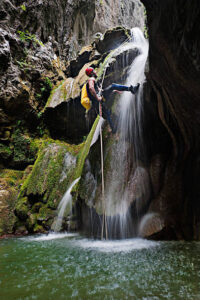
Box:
[19,140,80,209]
[15,117,101,233]
[26,213,37,231]
[12,129,38,165]
[37,206,54,222]
[0,168,24,236]
[15,197,29,220]
[0,143,13,161]
[31,202,43,213]
[33,224,46,233]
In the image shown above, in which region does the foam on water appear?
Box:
[74,238,159,253]
[21,232,79,241]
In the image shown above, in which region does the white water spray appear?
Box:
[52,177,80,232]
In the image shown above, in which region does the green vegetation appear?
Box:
[97,51,115,81]
[17,30,44,47]
[0,169,23,189]
[20,4,26,11]
[15,139,81,231]
[18,139,80,207]
[11,128,39,165]
[44,80,65,109]
[0,143,12,160]
[74,116,100,182]
[0,169,24,236]
[16,59,33,69]
[35,77,53,109]
[15,197,29,220]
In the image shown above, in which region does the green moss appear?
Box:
[0,143,13,160]
[44,80,65,109]
[0,169,23,187]
[38,206,54,221]
[20,4,26,11]
[33,224,45,233]
[26,213,37,231]
[36,77,53,108]
[97,51,115,81]
[37,205,55,229]
[31,202,42,213]
[74,116,100,182]
[15,197,29,220]
[19,138,81,212]
[11,128,38,164]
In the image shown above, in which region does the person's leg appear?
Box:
[101,103,116,133]
[102,83,140,97]
[113,83,140,94]
[102,83,130,99]
[110,83,130,91]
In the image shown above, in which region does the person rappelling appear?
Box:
[81,67,140,133]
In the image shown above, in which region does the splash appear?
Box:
[75,238,158,253]
[21,232,79,241]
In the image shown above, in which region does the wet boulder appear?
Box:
[96,27,131,54]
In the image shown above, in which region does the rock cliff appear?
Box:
[140,0,200,239]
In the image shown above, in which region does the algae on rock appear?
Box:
[0,169,24,236]
[15,117,101,232]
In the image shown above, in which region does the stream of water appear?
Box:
[51,178,80,232]
[0,235,200,299]
[104,28,149,238]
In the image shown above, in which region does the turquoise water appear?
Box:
[0,233,200,299]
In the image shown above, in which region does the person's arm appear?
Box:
[88,78,102,102]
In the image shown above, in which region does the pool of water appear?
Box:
[0,233,200,299]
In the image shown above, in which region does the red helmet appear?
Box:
[85,67,94,77]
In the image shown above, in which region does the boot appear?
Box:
[129,83,140,94]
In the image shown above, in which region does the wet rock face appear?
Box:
[0,169,24,236]
[0,29,10,70]
[141,0,200,239]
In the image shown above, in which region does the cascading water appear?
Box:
[104,27,149,239]
[52,177,80,232]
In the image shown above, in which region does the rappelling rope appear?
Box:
[98,67,108,240]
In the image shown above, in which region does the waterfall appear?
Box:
[52,177,80,232]
[104,28,149,239]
